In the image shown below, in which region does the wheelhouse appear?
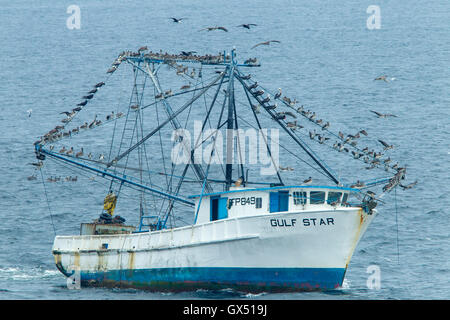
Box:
[189,186,358,224]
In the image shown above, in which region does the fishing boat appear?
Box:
[33,48,408,292]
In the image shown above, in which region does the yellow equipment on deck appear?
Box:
[103,192,117,216]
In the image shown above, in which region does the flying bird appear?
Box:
[236,23,257,29]
[370,110,397,118]
[303,177,312,184]
[400,180,418,190]
[279,166,294,171]
[251,40,280,49]
[378,139,394,150]
[359,129,368,136]
[28,161,43,168]
[170,17,185,23]
[200,26,228,32]
[374,75,389,82]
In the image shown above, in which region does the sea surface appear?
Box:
[0,0,449,300]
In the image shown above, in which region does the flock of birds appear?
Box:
[29,29,415,194]
[169,17,281,51]
[236,72,417,192]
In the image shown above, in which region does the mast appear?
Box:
[225,50,237,190]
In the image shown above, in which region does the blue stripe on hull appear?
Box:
[79,267,346,292]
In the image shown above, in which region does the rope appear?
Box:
[39,168,56,236]
[394,187,400,264]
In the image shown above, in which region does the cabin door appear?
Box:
[211,197,228,221]
[279,191,289,212]
[270,191,289,213]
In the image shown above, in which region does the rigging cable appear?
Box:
[394,186,400,264]
[38,168,57,236]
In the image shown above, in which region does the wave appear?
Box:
[0,266,59,281]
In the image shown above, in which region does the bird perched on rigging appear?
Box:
[236,23,257,29]
[248,82,258,90]
[274,88,282,100]
[277,111,296,118]
[75,148,84,158]
[60,110,76,118]
[273,113,286,120]
[88,115,97,128]
[264,103,277,110]
[66,147,74,156]
[261,95,271,103]
[181,51,196,56]
[318,136,330,144]
[321,122,330,130]
[251,40,280,49]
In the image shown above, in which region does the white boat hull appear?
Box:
[53,206,375,292]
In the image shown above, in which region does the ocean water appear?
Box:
[0,0,449,300]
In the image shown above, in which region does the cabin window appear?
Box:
[342,193,349,204]
[293,191,307,205]
[327,192,342,204]
[255,197,262,209]
[310,191,325,204]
